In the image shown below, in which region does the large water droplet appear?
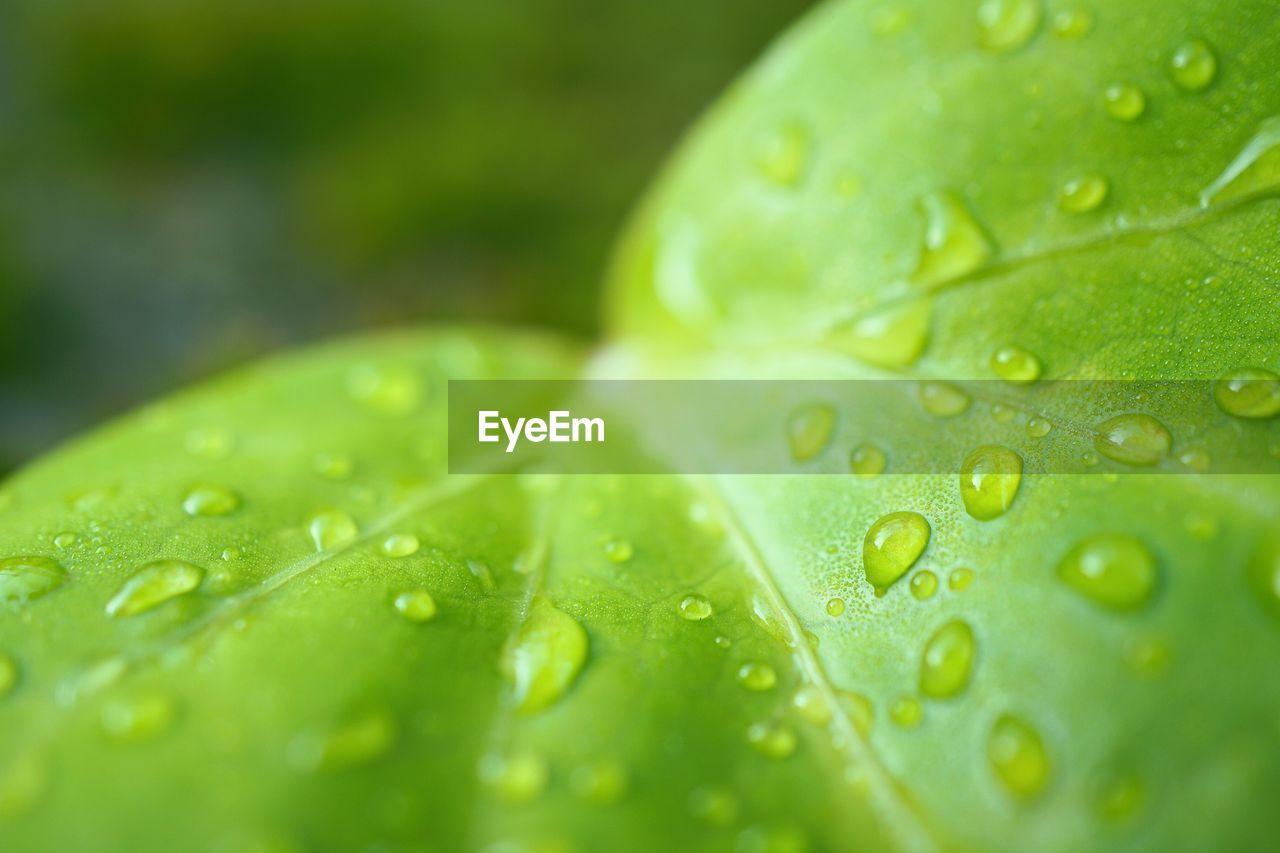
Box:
[1103,84,1146,121]
[1094,414,1172,466]
[105,560,204,619]
[827,299,932,368]
[788,404,835,462]
[0,556,67,604]
[990,345,1042,383]
[502,596,589,714]
[1057,534,1157,610]
[988,714,1050,797]
[863,512,931,594]
[919,382,971,418]
[1059,174,1108,213]
[737,661,778,692]
[181,484,240,517]
[381,533,421,558]
[746,721,797,759]
[919,620,976,698]
[1168,39,1216,91]
[393,589,437,623]
[288,711,397,773]
[977,0,1041,53]
[478,751,548,803]
[960,445,1023,521]
[912,192,994,288]
[308,510,359,551]
[101,693,177,741]
[679,594,713,621]
[752,120,811,187]
[1201,117,1280,206]
[1213,368,1280,419]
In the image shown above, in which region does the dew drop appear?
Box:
[1026,416,1053,438]
[1178,448,1211,473]
[479,751,548,803]
[910,571,938,601]
[1213,368,1280,419]
[792,684,833,726]
[1050,5,1092,39]
[182,484,240,517]
[53,532,77,550]
[752,120,811,187]
[381,533,420,558]
[1057,534,1157,610]
[827,299,932,368]
[0,556,67,604]
[863,511,931,594]
[890,696,923,728]
[737,661,778,692]
[746,721,797,759]
[949,568,975,591]
[1094,413,1172,466]
[977,0,1041,52]
[308,510,359,551]
[101,693,177,741]
[1103,84,1146,121]
[714,635,733,649]
[850,443,887,477]
[679,594,714,621]
[788,404,835,462]
[919,620,976,699]
[105,560,204,619]
[911,191,995,288]
[602,537,634,563]
[569,761,627,805]
[1168,39,1216,91]
[393,589,437,623]
[1059,174,1109,213]
[0,654,16,699]
[1201,117,1280,206]
[689,786,739,826]
[825,597,846,617]
[990,345,1042,383]
[502,596,589,714]
[988,714,1050,798]
[960,445,1023,521]
[919,382,971,418]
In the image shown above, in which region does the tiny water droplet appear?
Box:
[714,635,733,649]
[679,594,714,621]
[1059,174,1109,213]
[746,721,797,759]
[825,597,846,617]
[910,571,938,601]
[912,191,995,288]
[1213,368,1280,419]
[1026,416,1053,438]
[919,620,976,698]
[890,696,923,728]
[849,443,887,477]
[828,299,932,368]
[1178,448,1211,473]
[182,484,240,517]
[1050,5,1092,39]
[502,596,589,714]
[737,661,778,692]
[1094,413,1172,466]
[381,533,420,558]
[752,120,811,187]
[863,512,931,594]
[1168,39,1216,91]
[0,557,67,604]
[312,451,354,480]
[949,568,975,591]
[990,345,1042,383]
[919,382,971,418]
[602,537,634,563]
[792,684,833,726]
[308,510,359,551]
[101,693,177,741]
[569,761,627,805]
[1057,534,1157,609]
[977,0,1041,53]
[479,751,548,803]
[788,404,835,462]
[1103,84,1146,121]
[393,589,437,623]
[106,560,204,618]
[988,714,1050,797]
[960,445,1023,521]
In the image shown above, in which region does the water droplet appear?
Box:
[990,345,1042,383]
[737,661,778,692]
[949,568,975,591]
[911,191,995,288]
[828,299,932,368]
[53,532,77,550]
[1201,116,1280,205]
[1057,534,1157,609]
[849,443,887,477]
[346,364,422,415]
[1103,84,1146,121]
[184,426,233,460]
[746,721,797,759]
[990,403,1016,423]
[960,445,1023,521]
[792,684,833,726]
[1050,5,1092,39]
[0,556,67,604]
[1245,539,1280,625]
[479,751,548,803]
[689,786,739,826]
[714,635,733,649]
[602,537,634,563]
[308,510,359,551]
[910,571,938,601]
[1059,174,1108,213]
[106,560,204,619]
[289,711,397,773]
[752,120,811,187]
[569,761,627,805]
[312,451,354,480]
[1214,368,1280,419]
[101,693,177,741]
[1094,414,1172,466]
[220,546,241,562]
[825,597,846,617]
[890,696,923,728]
[787,404,835,462]
[502,596,589,714]
[1178,448,1211,473]
[1026,416,1053,438]
[381,533,420,558]
[977,0,1041,52]
[1095,771,1145,822]
[989,714,1049,797]
[182,484,240,517]
[839,691,875,735]
[863,511,931,594]
[919,382,971,418]
[679,594,713,621]
[393,589,437,623]
[749,594,792,648]
[0,654,16,699]
[1168,39,1216,91]
[919,620,976,698]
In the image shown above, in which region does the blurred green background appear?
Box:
[0,0,811,473]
